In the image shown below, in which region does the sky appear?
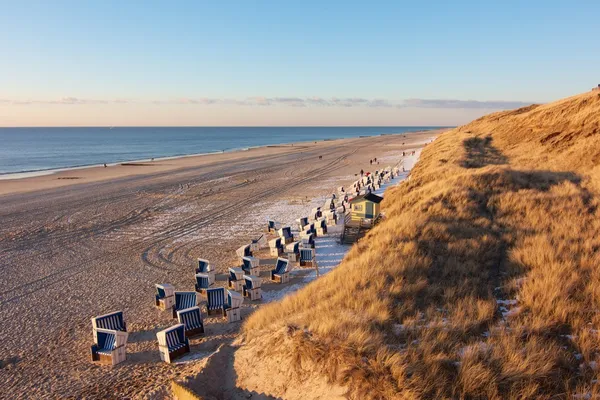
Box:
[1,0,599,127]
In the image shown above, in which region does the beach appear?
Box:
[0,130,439,399]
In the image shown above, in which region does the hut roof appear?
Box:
[349,193,383,204]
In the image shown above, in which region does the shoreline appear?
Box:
[0,129,437,180]
[0,129,442,196]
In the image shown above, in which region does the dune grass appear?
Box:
[239,90,600,399]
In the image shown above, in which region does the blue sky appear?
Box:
[1,0,599,126]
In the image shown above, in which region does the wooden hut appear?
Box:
[349,193,383,222]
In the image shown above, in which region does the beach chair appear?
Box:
[267,219,280,233]
[250,234,267,252]
[300,248,315,267]
[226,290,243,322]
[172,291,198,318]
[176,306,204,337]
[195,273,211,294]
[285,241,300,262]
[236,244,252,263]
[296,217,309,231]
[316,218,327,236]
[325,210,337,225]
[241,256,260,276]
[90,328,128,366]
[269,237,284,257]
[243,275,262,301]
[300,232,315,249]
[271,257,290,283]
[278,226,293,244]
[228,267,245,291]
[155,284,175,311]
[206,287,227,316]
[196,258,215,285]
[157,324,190,363]
[92,311,127,343]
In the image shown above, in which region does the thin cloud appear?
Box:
[400,98,532,109]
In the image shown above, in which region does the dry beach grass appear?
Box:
[237,91,600,399]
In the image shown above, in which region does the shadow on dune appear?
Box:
[461,136,508,168]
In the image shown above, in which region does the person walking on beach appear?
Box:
[360,169,364,177]
[370,159,372,165]
[104,163,107,168]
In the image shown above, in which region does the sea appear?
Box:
[0,126,444,178]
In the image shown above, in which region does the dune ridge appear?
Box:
[235,90,600,399]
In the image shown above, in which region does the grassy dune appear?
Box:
[237,91,600,399]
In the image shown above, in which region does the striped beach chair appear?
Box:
[172,291,198,318]
[300,232,315,249]
[195,273,211,294]
[300,248,315,267]
[278,226,294,244]
[90,328,128,366]
[236,244,252,262]
[271,257,290,283]
[157,324,190,363]
[92,311,127,343]
[176,306,204,337]
[226,290,243,322]
[228,267,244,290]
[196,259,215,285]
[206,287,227,316]
[155,284,175,311]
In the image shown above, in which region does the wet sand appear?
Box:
[0,130,440,399]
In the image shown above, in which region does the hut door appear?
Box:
[365,202,374,218]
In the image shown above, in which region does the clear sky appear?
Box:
[1,0,599,126]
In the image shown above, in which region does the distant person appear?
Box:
[319,155,322,159]
[103,163,107,168]
[360,169,364,176]
[369,159,372,165]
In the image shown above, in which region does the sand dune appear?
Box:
[237,91,600,399]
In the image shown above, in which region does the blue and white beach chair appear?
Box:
[90,328,128,366]
[206,287,227,316]
[241,256,260,276]
[226,290,243,322]
[278,226,294,244]
[157,324,190,363]
[296,217,309,231]
[285,241,300,262]
[269,237,284,257]
[92,311,127,343]
[228,267,245,290]
[316,218,327,236]
[176,306,204,337]
[236,244,252,262]
[300,231,315,249]
[271,257,290,283]
[300,248,315,267]
[243,275,262,300]
[172,291,198,318]
[196,258,215,285]
[155,284,175,311]
[195,273,211,294]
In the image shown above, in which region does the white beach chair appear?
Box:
[157,324,190,363]
[228,267,245,291]
[195,273,211,294]
[243,274,262,301]
[236,244,252,263]
[241,256,260,276]
[269,237,284,257]
[196,258,215,285]
[285,241,300,262]
[296,217,309,231]
[226,290,243,323]
[250,234,267,252]
[90,328,128,366]
[278,226,294,244]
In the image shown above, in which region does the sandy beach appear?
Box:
[0,130,439,399]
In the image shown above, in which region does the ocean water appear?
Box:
[0,127,443,176]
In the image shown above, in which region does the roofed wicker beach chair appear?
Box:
[300,231,315,249]
[241,256,260,276]
[206,287,227,316]
[228,267,245,291]
[196,258,215,285]
[271,257,290,283]
[267,219,279,233]
[300,248,315,267]
[285,241,300,262]
[172,291,198,318]
[92,311,127,343]
[157,324,190,363]
[90,328,128,366]
[176,306,204,337]
[195,273,211,294]
[278,226,294,244]
[243,274,262,301]
[316,218,327,235]
[269,237,284,257]
[236,244,252,263]
[155,284,175,311]
[296,217,309,231]
[250,234,267,252]
[226,290,243,322]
